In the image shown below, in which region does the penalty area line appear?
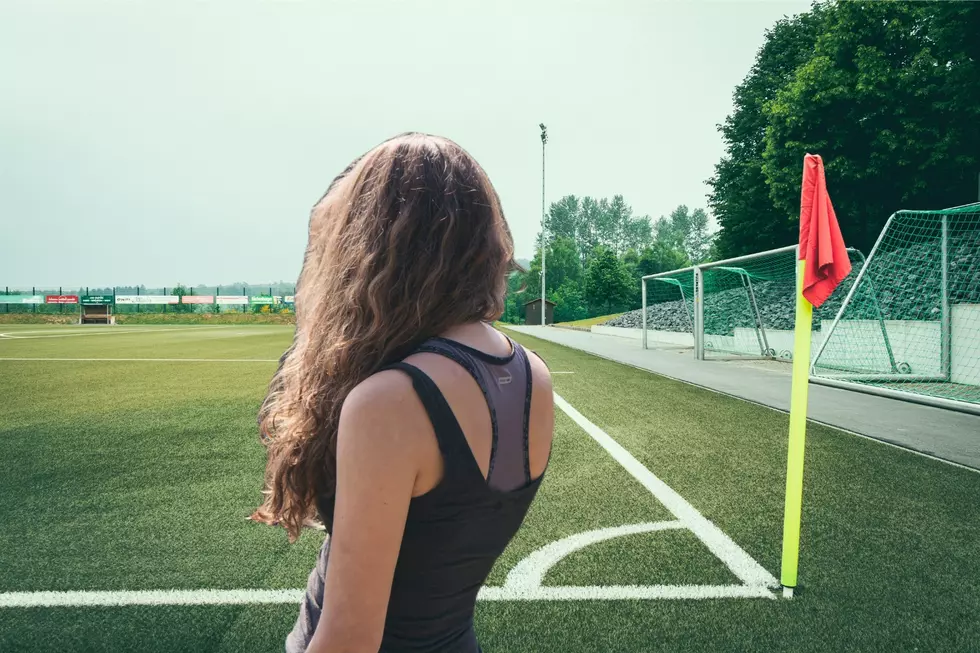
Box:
[553,393,778,590]
[0,582,775,609]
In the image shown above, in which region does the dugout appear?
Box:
[79,296,115,325]
[524,298,555,325]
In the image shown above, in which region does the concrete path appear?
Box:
[506,325,980,471]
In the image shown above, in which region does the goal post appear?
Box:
[640,267,696,350]
[810,204,980,413]
[694,245,867,361]
[638,246,867,358]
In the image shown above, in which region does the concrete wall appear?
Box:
[591,325,694,347]
[631,304,980,387]
[952,305,980,386]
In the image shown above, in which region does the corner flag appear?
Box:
[780,154,849,598]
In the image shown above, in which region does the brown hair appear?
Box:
[252,133,514,540]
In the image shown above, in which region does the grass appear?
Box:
[555,313,623,328]
[1,324,978,651]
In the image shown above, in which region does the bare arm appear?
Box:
[306,372,423,653]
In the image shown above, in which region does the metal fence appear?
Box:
[0,285,297,314]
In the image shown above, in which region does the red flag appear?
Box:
[799,154,851,307]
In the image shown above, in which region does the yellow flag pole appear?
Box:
[780,258,813,599]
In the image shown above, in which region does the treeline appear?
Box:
[502,196,714,323]
[709,1,980,258]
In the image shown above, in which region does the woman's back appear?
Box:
[252,133,551,652]
[286,325,554,652]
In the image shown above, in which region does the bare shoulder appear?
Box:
[339,369,428,453]
[525,348,553,396]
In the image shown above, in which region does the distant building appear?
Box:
[524,298,555,325]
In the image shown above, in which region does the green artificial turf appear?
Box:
[0,324,978,652]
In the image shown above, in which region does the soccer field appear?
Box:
[1,324,978,652]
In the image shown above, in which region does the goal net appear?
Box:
[811,205,980,409]
[698,246,865,360]
[641,267,696,349]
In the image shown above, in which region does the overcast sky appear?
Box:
[1,0,811,288]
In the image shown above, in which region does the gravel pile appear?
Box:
[604,233,978,336]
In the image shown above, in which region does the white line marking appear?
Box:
[0,358,280,363]
[0,589,304,608]
[551,371,575,374]
[0,394,778,609]
[553,393,779,589]
[0,326,244,339]
[0,582,774,608]
[502,522,684,592]
[477,584,774,601]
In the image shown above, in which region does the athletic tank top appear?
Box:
[285,336,546,653]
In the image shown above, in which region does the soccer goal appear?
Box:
[811,204,980,413]
[640,267,696,349]
[694,246,866,361]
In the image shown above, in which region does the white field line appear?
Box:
[0,358,280,363]
[0,326,245,340]
[553,393,779,590]
[477,584,774,601]
[0,589,304,608]
[0,394,777,609]
[501,521,683,593]
[0,583,773,608]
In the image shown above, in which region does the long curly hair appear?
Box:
[252,133,514,540]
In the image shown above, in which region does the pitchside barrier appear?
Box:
[641,205,980,414]
[0,287,297,314]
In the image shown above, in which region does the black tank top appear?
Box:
[285,336,546,653]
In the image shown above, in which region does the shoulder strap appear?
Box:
[413,342,501,481]
[384,362,486,484]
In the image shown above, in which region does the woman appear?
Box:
[253,133,555,653]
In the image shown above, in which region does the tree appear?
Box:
[551,281,588,323]
[500,271,527,324]
[653,205,713,262]
[525,237,584,298]
[585,246,632,315]
[546,195,580,243]
[637,242,690,277]
[171,283,194,313]
[707,8,826,258]
[622,215,654,254]
[709,1,980,257]
[684,208,712,264]
[654,205,689,252]
[762,1,980,254]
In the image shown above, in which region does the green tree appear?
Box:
[171,284,194,313]
[654,205,690,252]
[762,1,980,254]
[707,8,825,258]
[525,236,584,298]
[709,1,980,257]
[500,271,527,324]
[637,242,690,277]
[653,205,712,263]
[546,195,581,242]
[585,246,632,315]
[684,208,712,264]
[551,281,588,323]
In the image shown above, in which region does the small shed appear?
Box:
[524,298,556,325]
